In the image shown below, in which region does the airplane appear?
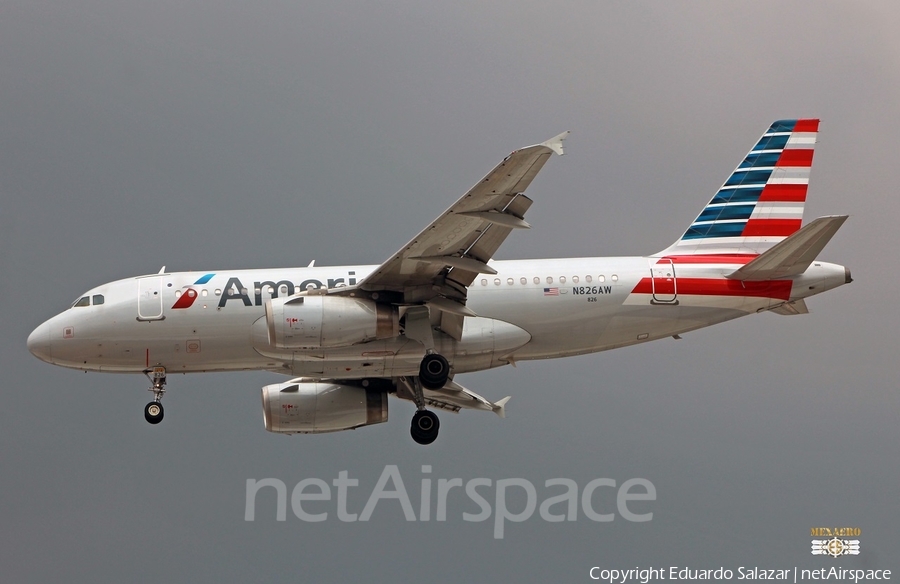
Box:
[27,119,851,445]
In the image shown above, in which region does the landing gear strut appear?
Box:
[401,307,448,443]
[143,365,167,424]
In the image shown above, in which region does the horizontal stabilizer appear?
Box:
[541,131,570,156]
[769,299,809,315]
[726,215,848,281]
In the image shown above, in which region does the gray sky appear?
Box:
[2,1,897,581]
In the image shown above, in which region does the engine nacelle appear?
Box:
[261,380,389,434]
[265,295,398,349]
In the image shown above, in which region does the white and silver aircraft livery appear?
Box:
[28,119,850,444]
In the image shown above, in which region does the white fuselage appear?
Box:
[27,256,849,378]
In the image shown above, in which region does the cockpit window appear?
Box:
[92,295,105,305]
[73,296,90,308]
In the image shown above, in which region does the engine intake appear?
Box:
[265,295,398,349]
[261,380,388,434]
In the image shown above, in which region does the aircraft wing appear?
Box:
[354,132,568,310]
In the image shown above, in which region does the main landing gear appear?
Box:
[402,306,451,444]
[419,353,450,390]
[411,410,440,445]
[143,365,167,424]
[411,353,448,443]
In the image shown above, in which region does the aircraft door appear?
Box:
[650,258,678,304]
[138,276,165,321]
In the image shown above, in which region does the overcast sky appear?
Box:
[2,1,897,582]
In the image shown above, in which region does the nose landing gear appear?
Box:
[143,366,167,425]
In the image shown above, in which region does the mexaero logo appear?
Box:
[811,527,861,557]
[172,274,215,309]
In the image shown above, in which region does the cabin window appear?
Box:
[175,290,182,298]
[214,289,222,296]
[494,278,501,286]
[507,278,514,285]
[533,277,540,285]
[520,277,527,285]
[201,289,208,297]
[572,276,579,284]
[481,279,487,286]
[611,274,619,282]
[73,296,90,308]
[585,275,592,283]
[546,276,553,284]
[598,275,605,283]
[559,276,566,284]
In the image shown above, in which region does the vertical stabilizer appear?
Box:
[657,119,819,257]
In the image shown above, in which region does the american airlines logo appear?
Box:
[171,272,359,309]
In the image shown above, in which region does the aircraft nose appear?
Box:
[27,321,52,363]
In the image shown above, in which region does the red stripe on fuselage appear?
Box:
[632,277,792,301]
[658,254,757,265]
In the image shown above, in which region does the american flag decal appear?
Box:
[544,287,559,296]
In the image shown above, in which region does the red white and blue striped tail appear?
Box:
[657,119,818,257]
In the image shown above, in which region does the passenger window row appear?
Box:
[479,274,618,286]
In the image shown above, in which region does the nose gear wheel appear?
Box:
[144,401,164,424]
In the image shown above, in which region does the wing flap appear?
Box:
[444,195,536,291]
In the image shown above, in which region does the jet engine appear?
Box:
[265,295,398,349]
[261,380,389,434]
